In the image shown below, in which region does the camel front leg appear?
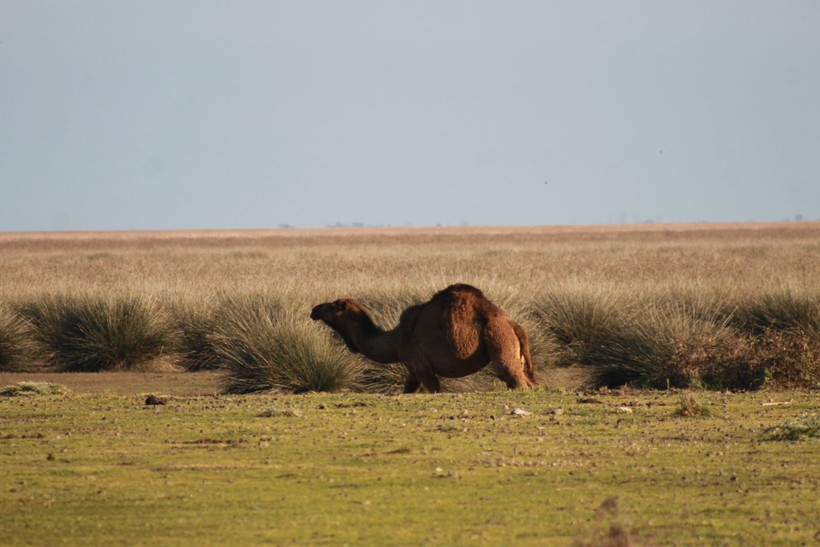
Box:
[417,368,441,393]
[401,352,442,394]
[403,368,441,393]
[403,373,421,394]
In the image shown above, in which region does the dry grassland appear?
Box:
[2,222,816,301]
[1,222,818,390]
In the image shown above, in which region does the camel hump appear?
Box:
[431,284,498,316]
[426,284,510,329]
[435,283,486,301]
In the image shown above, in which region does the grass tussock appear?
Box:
[0,307,38,372]
[214,299,362,394]
[729,291,820,334]
[576,495,637,547]
[0,381,68,397]
[357,362,409,394]
[19,295,180,372]
[761,414,819,441]
[576,523,636,547]
[673,392,712,417]
[171,299,222,371]
[531,292,672,388]
[532,289,819,390]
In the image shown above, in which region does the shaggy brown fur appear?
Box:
[311,284,537,393]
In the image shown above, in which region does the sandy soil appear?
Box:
[0,368,597,396]
[0,371,224,396]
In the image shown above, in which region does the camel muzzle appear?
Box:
[310,305,323,321]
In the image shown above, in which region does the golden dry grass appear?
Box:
[1,222,817,301]
[0,222,817,389]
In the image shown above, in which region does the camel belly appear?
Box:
[401,311,492,378]
[429,351,489,378]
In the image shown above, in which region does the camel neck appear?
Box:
[348,316,401,364]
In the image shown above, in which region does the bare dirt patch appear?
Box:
[0,371,222,395]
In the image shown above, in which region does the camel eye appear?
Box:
[333,300,349,312]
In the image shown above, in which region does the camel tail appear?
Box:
[512,322,537,386]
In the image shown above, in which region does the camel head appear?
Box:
[310,298,371,353]
[310,298,363,323]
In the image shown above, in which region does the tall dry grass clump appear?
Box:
[170,298,223,371]
[0,307,38,372]
[673,391,712,417]
[531,288,819,390]
[728,291,820,334]
[213,296,363,394]
[19,294,180,372]
[530,290,664,387]
[720,291,820,389]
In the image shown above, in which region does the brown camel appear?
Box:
[310,284,537,393]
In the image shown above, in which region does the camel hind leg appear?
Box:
[511,321,537,387]
[484,321,534,390]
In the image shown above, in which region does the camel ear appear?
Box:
[334,299,350,312]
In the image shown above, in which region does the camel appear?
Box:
[310,284,537,393]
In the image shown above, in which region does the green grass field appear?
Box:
[0,377,817,545]
[0,223,818,544]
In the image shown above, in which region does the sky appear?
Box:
[1,1,819,231]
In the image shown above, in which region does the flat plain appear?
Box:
[1,381,817,545]
[0,223,818,544]
[2,222,818,307]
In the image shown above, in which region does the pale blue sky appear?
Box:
[1,1,818,231]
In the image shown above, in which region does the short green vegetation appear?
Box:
[0,382,816,545]
[0,381,68,397]
[761,413,819,441]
